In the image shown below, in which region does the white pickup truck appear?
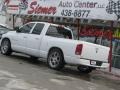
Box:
[0,22,110,73]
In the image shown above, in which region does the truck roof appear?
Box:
[29,22,71,31]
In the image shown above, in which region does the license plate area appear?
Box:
[90,60,96,65]
[90,60,102,66]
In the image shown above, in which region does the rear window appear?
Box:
[46,25,72,39]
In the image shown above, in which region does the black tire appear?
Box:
[0,39,12,55]
[47,48,65,70]
[77,65,93,73]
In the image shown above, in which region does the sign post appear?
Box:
[77,19,80,40]
[13,14,15,29]
[109,21,114,72]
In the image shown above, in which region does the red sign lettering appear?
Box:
[79,27,113,40]
[28,1,56,15]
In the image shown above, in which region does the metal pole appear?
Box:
[13,14,15,29]
[77,19,80,40]
[99,26,105,45]
[109,21,113,72]
[51,17,54,23]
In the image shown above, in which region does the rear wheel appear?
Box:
[0,39,12,55]
[77,65,93,73]
[47,48,65,70]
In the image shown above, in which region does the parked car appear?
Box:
[0,22,110,73]
[0,24,12,39]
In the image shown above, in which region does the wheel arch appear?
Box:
[1,37,11,44]
[1,37,12,47]
[48,47,65,62]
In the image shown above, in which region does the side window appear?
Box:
[46,26,58,37]
[46,25,72,39]
[19,23,35,33]
[32,23,44,35]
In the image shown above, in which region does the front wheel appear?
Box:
[77,65,93,73]
[0,39,12,55]
[47,49,65,70]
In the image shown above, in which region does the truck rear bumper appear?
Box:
[65,56,109,68]
[78,58,109,68]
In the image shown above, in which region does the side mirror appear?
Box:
[14,27,21,33]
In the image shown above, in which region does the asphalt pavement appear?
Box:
[0,53,120,90]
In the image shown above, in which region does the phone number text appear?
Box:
[61,9,90,18]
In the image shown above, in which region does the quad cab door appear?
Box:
[12,23,35,53]
[25,23,45,57]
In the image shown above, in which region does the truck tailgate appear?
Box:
[80,42,110,62]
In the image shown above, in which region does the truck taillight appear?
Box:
[75,44,83,55]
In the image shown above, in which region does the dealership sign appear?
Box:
[5,0,120,21]
[79,26,120,39]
